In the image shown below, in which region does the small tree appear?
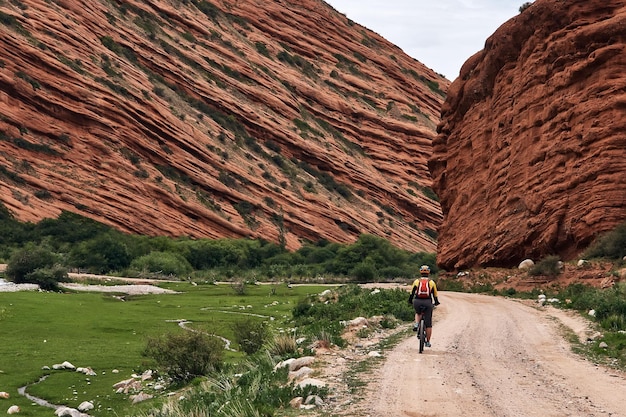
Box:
[519,2,533,13]
[5,245,68,290]
[233,319,268,355]
[143,331,224,383]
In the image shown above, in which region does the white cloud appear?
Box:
[325,0,526,80]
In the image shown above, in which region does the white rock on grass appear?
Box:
[7,405,20,414]
[297,378,326,389]
[78,401,94,412]
[0,392,9,399]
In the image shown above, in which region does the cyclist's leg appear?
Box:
[424,304,434,343]
[412,299,420,329]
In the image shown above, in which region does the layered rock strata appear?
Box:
[430,0,626,269]
[0,0,448,252]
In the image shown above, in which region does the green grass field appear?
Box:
[0,282,331,416]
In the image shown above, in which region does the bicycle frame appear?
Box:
[416,305,427,353]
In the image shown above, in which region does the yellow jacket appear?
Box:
[410,277,438,299]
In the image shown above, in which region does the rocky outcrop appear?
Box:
[0,0,447,253]
[430,0,626,269]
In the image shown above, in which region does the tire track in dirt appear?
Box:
[363,292,626,417]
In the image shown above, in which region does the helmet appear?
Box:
[419,265,430,276]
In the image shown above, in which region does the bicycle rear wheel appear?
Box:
[418,317,426,353]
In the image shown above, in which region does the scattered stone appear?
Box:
[289,397,303,408]
[577,259,588,267]
[304,395,324,407]
[130,392,153,404]
[305,395,324,406]
[76,367,96,376]
[113,378,142,393]
[599,342,609,349]
[0,392,8,399]
[368,351,381,357]
[588,309,596,317]
[6,405,19,414]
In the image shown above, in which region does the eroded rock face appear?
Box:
[0,0,447,252]
[430,0,626,269]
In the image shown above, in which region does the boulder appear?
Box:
[518,259,534,270]
[0,392,9,399]
[288,366,313,381]
[77,401,94,412]
[130,392,153,404]
[288,356,315,372]
[289,397,303,408]
[7,405,19,415]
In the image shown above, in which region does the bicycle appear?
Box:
[415,305,427,353]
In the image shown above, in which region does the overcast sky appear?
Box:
[324,0,529,80]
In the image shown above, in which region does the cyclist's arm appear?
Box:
[430,280,439,297]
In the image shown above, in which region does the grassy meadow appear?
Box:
[0,282,332,417]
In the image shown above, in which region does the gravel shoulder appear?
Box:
[358,292,626,417]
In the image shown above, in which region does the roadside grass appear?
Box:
[0,282,332,417]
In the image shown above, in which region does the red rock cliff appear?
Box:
[0,0,448,252]
[430,0,626,269]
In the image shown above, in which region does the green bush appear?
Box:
[68,232,131,273]
[143,331,224,383]
[5,245,56,284]
[130,251,192,277]
[583,222,626,261]
[23,265,69,291]
[528,255,562,277]
[233,319,268,355]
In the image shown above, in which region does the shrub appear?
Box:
[528,255,562,277]
[583,222,626,261]
[130,251,192,277]
[5,245,60,284]
[143,331,224,383]
[233,318,268,355]
[519,2,533,13]
[23,265,68,291]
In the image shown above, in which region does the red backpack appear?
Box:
[417,278,431,298]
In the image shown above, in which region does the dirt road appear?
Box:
[364,292,626,417]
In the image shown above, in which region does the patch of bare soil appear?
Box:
[315,291,626,417]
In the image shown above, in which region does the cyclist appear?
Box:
[408,265,440,347]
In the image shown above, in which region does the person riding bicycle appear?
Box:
[408,265,440,347]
